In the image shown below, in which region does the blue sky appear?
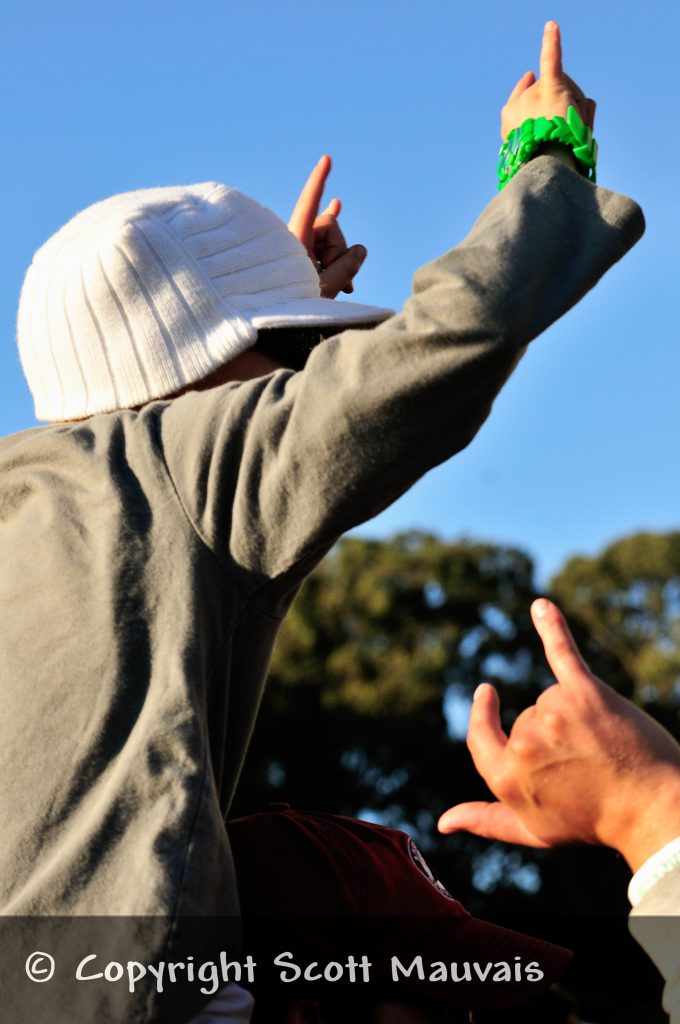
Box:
[2,0,678,583]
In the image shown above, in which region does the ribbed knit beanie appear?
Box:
[18,181,392,421]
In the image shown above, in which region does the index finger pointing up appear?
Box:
[288,155,332,248]
[539,21,563,82]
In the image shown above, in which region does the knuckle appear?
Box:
[542,710,565,739]
[465,728,479,755]
[535,684,562,710]
[511,705,536,732]
[551,634,573,658]
[511,731,541,759]
[535,687,552,708]
[490,765,515,801]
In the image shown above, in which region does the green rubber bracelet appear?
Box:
[497,105,598,190]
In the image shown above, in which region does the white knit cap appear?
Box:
[17,182,393,421]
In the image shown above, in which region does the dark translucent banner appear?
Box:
[0,914,668,1023]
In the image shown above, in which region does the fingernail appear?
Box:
[472,684,485,702]
[545,20,558,30]
[533,598,550,618]
[352,244,366,261]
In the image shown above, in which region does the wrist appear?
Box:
[535,142,580,174]
[497,107,597,191]
[602,770,680,873]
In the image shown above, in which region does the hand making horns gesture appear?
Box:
[288,154,367,300]
[439,599,680,874]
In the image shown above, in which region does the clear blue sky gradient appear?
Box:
[2,0,678,583]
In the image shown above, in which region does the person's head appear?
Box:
[225,806,573,1022]
[17,182,392,422]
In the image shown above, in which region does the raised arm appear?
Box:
[157,27,643,603]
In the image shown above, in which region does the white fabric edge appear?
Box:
[250,297,394,328]
[628,835,680,907]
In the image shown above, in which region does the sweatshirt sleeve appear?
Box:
[157,156,644,605]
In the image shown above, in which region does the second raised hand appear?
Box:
[288,155,367,299]
[437,599,680,872]
[501,21,595,141]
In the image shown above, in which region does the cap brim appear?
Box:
[249,296,394,330]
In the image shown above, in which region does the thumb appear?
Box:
[506,69,536,103]
[438,801,550,847]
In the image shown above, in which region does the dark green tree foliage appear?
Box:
[234,534,541,837]
[233,530,678,1021]
[552,531,680,708]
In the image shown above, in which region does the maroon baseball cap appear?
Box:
[226,805,571,1011]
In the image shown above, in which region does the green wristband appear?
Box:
[497,105,598,191]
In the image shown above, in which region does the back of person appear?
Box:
[0,22,645,1022]
[0,407,246,919]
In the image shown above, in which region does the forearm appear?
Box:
[161,157,643,595]
[249,156,643,574]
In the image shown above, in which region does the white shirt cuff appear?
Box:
[628,835,680,907]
